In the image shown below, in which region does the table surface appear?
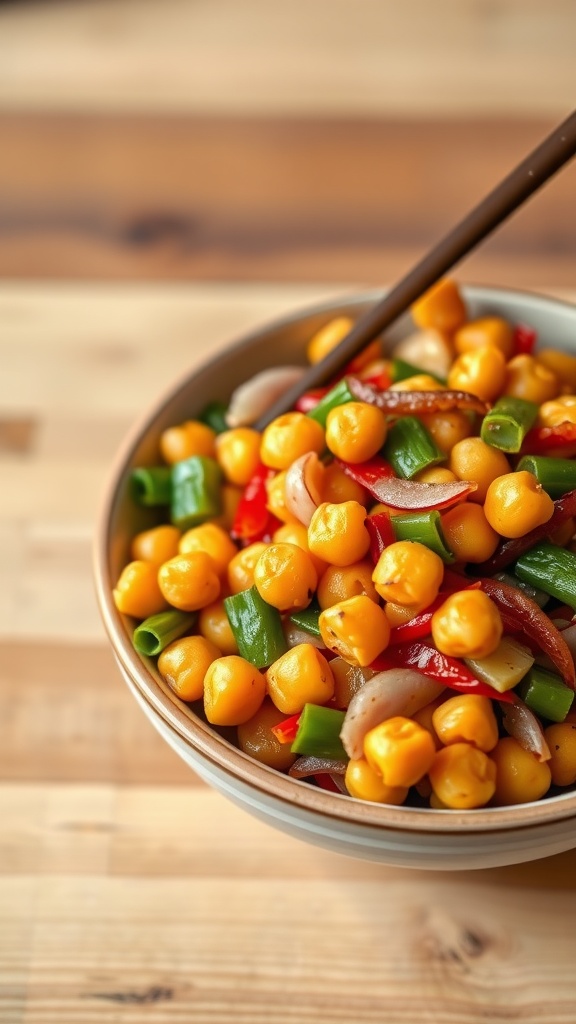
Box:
[2,2,576,1022]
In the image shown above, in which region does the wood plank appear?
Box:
[0,116,575,285]
[0,0,573,116]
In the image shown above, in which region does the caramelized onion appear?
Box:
[501,693,551,763]
[340,669,445,760]
[226,366,306,427]
[347,376,488,416]
[289,756,347,778]
[284,452,323,526]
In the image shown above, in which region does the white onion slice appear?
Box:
[392,328,454,379]
[341,669,445,760]
[501,694,551,763]
[289,756,347,778]
[282,620,325,650]
[225,366,306,427]
[284,452,323,526]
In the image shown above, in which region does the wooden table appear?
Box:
[2,2,576,1021]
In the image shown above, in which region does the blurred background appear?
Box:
[1,0,575,287]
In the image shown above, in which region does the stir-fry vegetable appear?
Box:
[115,278,576,812]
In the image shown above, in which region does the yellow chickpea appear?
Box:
[384,602,423,628]
[491,737,552,805]
[543,723,576,787]
[158,552,221,612]
[538,394,576,428]
[131,524,181,565]
[179,522,238,577]
[429,743,496,809]
[266,644,334,714]
[345,758,408,804]
[432,694,499,753]
[504,354,559,404]
[537,350,576,393]
[159,420,217,464]
[449,436,511,504]
[215,428,262,486]
[237,698,297,772]
[265,470,301,526]
[204,655,266,726]
[272,521,327,576]
[260,412,325,470]
[418,411,473,453]
[319,595,391,667]
[454,316,515,359]
[447,345,507,403]
[389,374,444,392]
[321,461,369,505]
[227,542,268,595]
[431,590,502,660]
[199,599,239,655]
[484,470,554,539]
[325,402,388,463]
[308,501,370,567]
[440,503,500,564]
[411,279,467,333]
[317,560,379,609]
[307,316,355,365]
[253,542,318,612]
[213,484,243,531]
[363,716,436,788]
[158,635,221,703]
[414,467,458,485]
[372,540,444,607]
[113,560,168,619]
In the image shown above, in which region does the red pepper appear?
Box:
[295,387,329,413]
[313,773,342,793]
[389,583,482,645]
[513,323,538,356]
[371,640,514,702]
[231,463,275,541]
[365,512,396,563]
[473,488,576,576]
[339,458,477,511]
[346,376,488,417]
[521,421,576,454]
[271,713,301,745]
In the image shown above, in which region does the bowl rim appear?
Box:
[94,284,576,835]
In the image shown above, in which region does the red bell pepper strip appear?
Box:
[231,463,275,541]
[313,773,342,793]
[513,323,538,356]
[388,583,482,645]
[521,421,576,454]
[271,713,301,745]
[365,512,396,563]
[473,488,576,576]
[371,640,514,702]
[479,577,576,690]
[346,376,488,417]
[339,458,477,511]
[295,387,330,413]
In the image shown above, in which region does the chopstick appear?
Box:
[255,109,576,431]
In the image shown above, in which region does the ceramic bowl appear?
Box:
[94,285,576,870]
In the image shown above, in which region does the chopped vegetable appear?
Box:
[133,610,196,656]
[131,466,172,507]
[224,585,287,669]
[514,542,576,613]
[391,510,455,563]
[371,640,514,702]
[518,667,575,724]
[480,395,539,452]
[383,416,445,479]
[346,376,487,416]
[291,703,347,760]
[516,454,576,499]
[171,455,222,530]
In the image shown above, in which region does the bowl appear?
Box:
[94,285,576,870]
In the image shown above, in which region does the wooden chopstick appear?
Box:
[255,109,576,431]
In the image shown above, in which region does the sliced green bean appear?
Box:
[133,610,196,656]
[224,585,287,669]
[480,396,538,453]
[307,379,354,427]
[171,455,222,530]
[383,416,445,479]
[291,703,347,760]
[131,466,172,507]
[518,666,574,723]
[516,455,576,499]
[514,542,576,610]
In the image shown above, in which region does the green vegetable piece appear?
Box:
[518,666,575,723]
[392,510,455,563]
[480,396,538,453]
[130,466,172,507]
[516,455,576,500]
[493,571,549,608]
[289,604,321,637]
[199,400,229,435]
[383,416,445,479]
[391,358,445,385]
[514,542,576,610]
[133,610,196,657]
[307,379,354,427]
[171,455,222,530]
[224,585,287,669]
[291,703,347,760]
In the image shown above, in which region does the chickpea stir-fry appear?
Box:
[114,279,576,811]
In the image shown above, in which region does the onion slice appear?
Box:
[226,366,306,427]
[289,756,347,778]
[283,620,325,650]
[340,669,445,760]
[284,452,323,526]
[500,693,551,763]
[344,471,477,511]
[347,376,488,416]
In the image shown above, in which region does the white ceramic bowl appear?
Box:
[95,286,576,870]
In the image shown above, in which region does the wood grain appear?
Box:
[1,115,575,285]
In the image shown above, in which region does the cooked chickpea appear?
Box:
[179,522,238,577]
[419,411,472,453]
[260,412,325,470]
[345,758,408,804]
[537,350,576,393]
[253,542,318,612]
[213,483,243,531]
[321,461,369,505]
[491,737,552,805]
[272,521,327,575]
[431,590,502,660]
[265,470,301,526]
[449,437,511,504]
[113,560,168,619]
[413,466,458,485]
[384,601,423,628]
[199,599,239,655]
[307,316,355,365]
[215,428,261,486]
[131,524,181,565]
[504,354,559,404]
[432,694,499,752]
[158,635,221,702]
[204,655,266,726]
[538,394,576,428]
[317,560,379,609]
[372,540,444,607]
[411,278,467,333]
[308,501,370,566]
[543,723,576,787]
[447,345,507,403]
[390,374,444,392]
[227,542,268,594]
[158,551,221,611]
[266,644,334,714]
[484,470,554,539]
[325,402,388,463]
[160,420,216,464]
[440,503,499,564]
[429,743,496,809]
[363,716,436,788]
[319,595,391,666]
[454,316,514,359]
[237,698,297,771]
